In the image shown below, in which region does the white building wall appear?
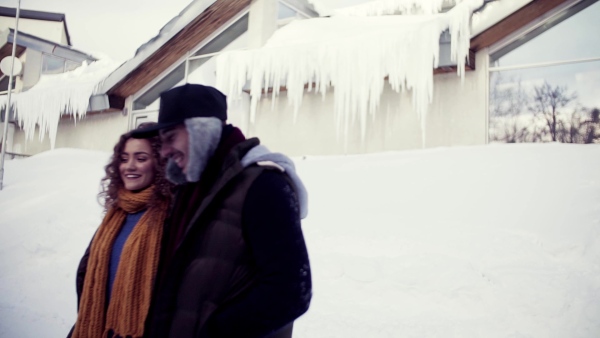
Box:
[0,17,67,45]
[60,27,69,46]
[248,50,489,156]
[11,112,129,155]
[247,0,277,48]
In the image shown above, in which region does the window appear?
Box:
[42,54,66,74]
[130,1,314,128]
[65,61,81,72]
[133,63,186,110]
[488,0,600,144]
[279,2,298,20]
[0,106,16,122]
[132,13,250,112]
[132,111,159,128]
[0,76,15,93]
[278,1,308,27]
[187,56,217,87]
[41,54,82,75]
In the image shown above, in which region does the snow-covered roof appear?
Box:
[0,58,120,149]
[217,0,485,139]
[0,6,72,46]
[471,0,533,37]
[306,0,462,16]
[0,25,114,150]
[100,0,217,94]
[1,28,94,65]
[99,0,274,105]
[0,0,555,152]
[99,0,543,113]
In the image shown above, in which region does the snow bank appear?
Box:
[216,0,483,141]
[0,58,119,149]
[0,148,108,337]
[1,143,599,337]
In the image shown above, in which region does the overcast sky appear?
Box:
[0,0,194,62]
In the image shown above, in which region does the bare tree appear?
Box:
[489,74,531,142]
[583,108,600,144]
[490,77,598,144]
[529,81,577,142]
[558,108,581,143]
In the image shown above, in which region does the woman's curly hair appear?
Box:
[98,123,172,210]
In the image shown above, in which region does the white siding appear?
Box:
[0,17,67,45]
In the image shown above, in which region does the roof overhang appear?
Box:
[0,6,72,46]
[101,0,579,111]
[0,28,94,64]
[103,0,254,109]
[470,0,575,51]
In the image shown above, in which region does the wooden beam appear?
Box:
[108,94,126,110]
[108,0,251,100]
[470,0,568,51]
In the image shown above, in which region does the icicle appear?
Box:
[446,0,484,80]
[0,58,119,149]
[216,0,484,144]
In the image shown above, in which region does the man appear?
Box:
[132,84,311,338]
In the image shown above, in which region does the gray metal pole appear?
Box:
[0,0,21,191]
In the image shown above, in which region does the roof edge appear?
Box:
[7,28,95,61]
[0,6,66,23]
[0,6,72,46]
[100,0,218,95]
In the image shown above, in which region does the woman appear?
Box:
[69,124,171,338]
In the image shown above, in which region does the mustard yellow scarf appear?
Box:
[72,186,168,338]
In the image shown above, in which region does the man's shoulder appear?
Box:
[254,160,285,172]
[242,168,300,226]
[245,167,295,202]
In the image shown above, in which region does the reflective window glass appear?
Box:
[65,61,81,72]
[278,2,298,19]
[0,76,15,92]
[491,1,600,67]
[42,54,66,74]
[187,56,216,88]
[488,0,600,144]
[489,60,600,143]
[133,63,186,110]
[192,13,249,56]
[133,14,249,112]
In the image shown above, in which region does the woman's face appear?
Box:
[119,138,156,191]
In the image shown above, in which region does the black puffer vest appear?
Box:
[145,138,268,338]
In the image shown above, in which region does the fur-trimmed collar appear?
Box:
[241,145,309,219]
[165,117,222,184]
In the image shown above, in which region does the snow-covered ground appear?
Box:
[0,143,599,337]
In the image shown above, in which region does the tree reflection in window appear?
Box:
[489,1,600,144]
